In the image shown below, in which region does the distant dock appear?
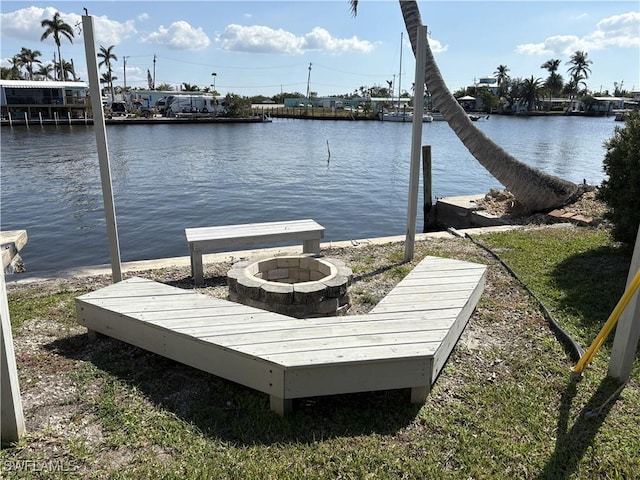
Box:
[0,115,270,127]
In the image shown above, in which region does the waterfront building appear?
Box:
[0,80,89,121]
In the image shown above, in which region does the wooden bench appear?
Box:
[76,256,486,415]
[185,219,324,285]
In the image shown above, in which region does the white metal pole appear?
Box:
[83,12,123,282]
[1,269,26,444]
[608,225,640,380]
[404,25,427,262]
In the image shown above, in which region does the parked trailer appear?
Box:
[166,95,218,116]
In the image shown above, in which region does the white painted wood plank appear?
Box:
[432,271,486,380]
[236,330,449,358]
[186,219,323,239]
[283,357,433,399]
[371,299,469,313]
[262,342,440,367]
[185,220,324,244]
[184,316,456,341]
[385,281,480,294]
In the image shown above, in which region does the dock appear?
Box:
[1,230,28,273]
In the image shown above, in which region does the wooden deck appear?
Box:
[75,255,486,415]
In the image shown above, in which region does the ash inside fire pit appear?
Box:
[227,255,352,318]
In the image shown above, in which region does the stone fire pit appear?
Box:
[227,255,352,318]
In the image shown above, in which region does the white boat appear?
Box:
[382,111,433,122]
[383,111,412,122]
[382,33,433,123]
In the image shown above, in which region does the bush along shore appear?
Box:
[1,222,638,479]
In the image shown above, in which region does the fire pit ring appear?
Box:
[227,255,352,318]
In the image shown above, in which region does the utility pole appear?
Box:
[153,54,156,89]
[306,62,312,104]
[123,56,128,91]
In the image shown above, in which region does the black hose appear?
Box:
[465,232,585,362]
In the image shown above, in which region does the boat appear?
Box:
[383,111,433,122]
[469,114,490,121]
[383,111,412,122]
[614,110,632,121]
[382,33,433,123]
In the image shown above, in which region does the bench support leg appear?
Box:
[87,329,105,341]
[303,239,321,254]
[190,247,204,286]
[270,395,293,416]
[410,385,431,404]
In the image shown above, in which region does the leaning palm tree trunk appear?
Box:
[399,0,583,212]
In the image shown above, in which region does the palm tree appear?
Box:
[493,64,510,97]
[350,0,582,212]
[520,76,543,112]
[35,63,55,80]
[541,59,563,110]
[543,73,563,110]
[1,60,22,80]
[19,48,42,80]
[181,83,200,91]
[100,71,118,92]
[7,55,23,79]
[58,59,77,81]
[98,45,118,102]
[40,12,74,81]
[541,58,560,74]
[566,51,592,97]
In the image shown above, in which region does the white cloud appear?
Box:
[589,11,640,49]
[218,24,375,55]
[141,21,211,50]
[219,24,302,54]
[93,15,137,45]
[0,6,76,41]
[516,35,580,56]
[138,13,150,22]
[0,6,136,46]
[428,37,447,54]
[304,27,374,53]
[516,11,639,56]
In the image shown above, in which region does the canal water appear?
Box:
[1,116,618,272]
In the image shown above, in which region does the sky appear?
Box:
[1,0,638,97]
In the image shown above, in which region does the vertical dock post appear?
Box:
[83,11,123,283]
[422,145,433,232]
[404,24,427,262]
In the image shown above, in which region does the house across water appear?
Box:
[0,80,89,122]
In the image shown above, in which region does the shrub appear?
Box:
[597,111,640,249]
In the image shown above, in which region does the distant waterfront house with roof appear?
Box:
[566,96,639,115]
[0,80,89,121]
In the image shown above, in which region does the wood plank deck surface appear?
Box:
[76,255,486,414]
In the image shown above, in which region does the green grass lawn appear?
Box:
[1,226,638,479]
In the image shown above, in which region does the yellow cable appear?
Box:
[572,268,640,374]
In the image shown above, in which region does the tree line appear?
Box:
[453,51,632,113]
